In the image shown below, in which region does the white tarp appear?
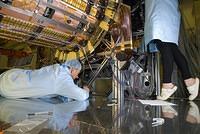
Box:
[144,0,181,52]
[0,64,89,101]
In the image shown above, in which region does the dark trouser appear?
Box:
[154,39,191,83]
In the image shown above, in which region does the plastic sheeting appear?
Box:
[144,0,181,52]
[0,64,89,101]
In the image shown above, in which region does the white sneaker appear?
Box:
[187,78,199,101]
[188,101,200,123]
[157,86,177,100]
[162,105,178,116]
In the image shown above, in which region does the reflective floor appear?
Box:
[0,96,200,134]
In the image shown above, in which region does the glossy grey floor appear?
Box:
[0,96,200,134]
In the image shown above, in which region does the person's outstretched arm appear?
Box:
[56,78,89,101]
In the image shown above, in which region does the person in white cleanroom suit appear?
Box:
[0,59,90,101]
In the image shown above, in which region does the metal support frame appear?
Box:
[87,57,109,87]
[155,52,160,96]
[112,58,124,104]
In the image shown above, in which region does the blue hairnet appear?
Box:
[64,59,82,70]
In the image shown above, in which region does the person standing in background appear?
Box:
[144,0,199,100]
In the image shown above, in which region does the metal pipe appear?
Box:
[87,57,109,86]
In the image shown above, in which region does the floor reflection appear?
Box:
[160,100,200,134]
[0,97,89,133]
[0,97,200,134]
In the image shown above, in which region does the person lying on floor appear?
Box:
[0,59,90,101]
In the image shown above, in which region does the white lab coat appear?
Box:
[144,0,181,52]
[0,64,89,101]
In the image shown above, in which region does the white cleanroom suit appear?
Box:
[0,64,89,101]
